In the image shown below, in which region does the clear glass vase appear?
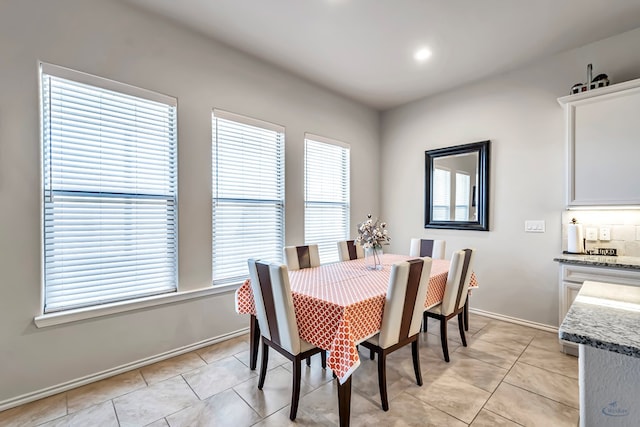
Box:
[364,246,383,270]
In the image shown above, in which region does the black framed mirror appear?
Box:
[425,140,490,231]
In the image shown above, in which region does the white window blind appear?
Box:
[212,110,285,285]
[41,63,178,313]
[455,172,471,221]
[432,168,451,221]
[304,134,350,264]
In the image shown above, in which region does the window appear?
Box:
[304,134,350,264]
[432,167,451,221]
[41,63,177,313]
[212,110,285,285]
[455,172,470,220]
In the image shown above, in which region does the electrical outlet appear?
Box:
[525,220,545,233]
[585,227,598,241]
[599,227,611,241]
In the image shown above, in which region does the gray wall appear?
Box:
[381,27,640,327]
[0,0,379,404]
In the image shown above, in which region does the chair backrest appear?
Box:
[440,249,475,316]
[283,245,321,270]
[378,257,433,349]
[248,259,301,355]
[409,238,446,260]
[337,240,365,261]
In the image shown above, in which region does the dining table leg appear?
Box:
[337,375,352,427]
[249,314,260,370]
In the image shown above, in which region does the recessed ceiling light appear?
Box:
[414,48,432,62]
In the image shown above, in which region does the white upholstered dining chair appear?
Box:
[359,257,433,411]
[409,238,446,259]
[423,248,475,362]
[282,245,327,367]
[337,239,364,261]
[283,244,321,270]
[247,259,325,421]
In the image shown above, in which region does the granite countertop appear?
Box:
[559,281,640,358]
[554,254,640,270]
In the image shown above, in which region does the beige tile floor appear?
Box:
[0,314,580,426]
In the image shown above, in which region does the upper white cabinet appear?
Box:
[558,78,640,206]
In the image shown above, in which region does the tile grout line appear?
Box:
[194,349,208,365]
[110,399,121,426]
[230,387,265,421]
[506,339,580,409]
[140,368,150,386]
[419,318,512,426]
[180,372,204,401]
[516,358,579,381]
[176,350,267,407]
[481,407,527,426]
[502,380,580,412]
[403,391,474,426]
[496,339,580,417]
[463,324,533,426]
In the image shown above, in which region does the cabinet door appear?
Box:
[559,280,582,355]
[560,79,640,206]
[560,281,582,322]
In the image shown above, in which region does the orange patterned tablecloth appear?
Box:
[235,254,478,383]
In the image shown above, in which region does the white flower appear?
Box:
[355,214,391,249]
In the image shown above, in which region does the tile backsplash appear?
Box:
[561,210,640,256]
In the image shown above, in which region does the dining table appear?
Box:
[234,253,478,426]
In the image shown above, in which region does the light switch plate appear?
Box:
[525,220,545,233]
[600,227,611,241]
[585,227,598,241]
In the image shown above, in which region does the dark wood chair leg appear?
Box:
[249,315,260,370]
[258,342,269,389]
[464,299,469,331]
[321,350,327,369]
[370,349,375,360]
[377,351,389,411]
[439,318,450,363]
[458,312,467,347]
[422,312,428,333]
[290,356,302,420]
[338,375,352,427]
[411,340,422,386]
[306,356,311,367]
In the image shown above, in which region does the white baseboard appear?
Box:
[469,308,558,333]
[0,328,249,412]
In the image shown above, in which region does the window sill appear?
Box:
[34,282,241,328]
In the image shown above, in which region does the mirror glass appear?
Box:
[425,140,490,231]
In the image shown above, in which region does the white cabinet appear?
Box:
[559,263,640,354]
[558,78,640,206]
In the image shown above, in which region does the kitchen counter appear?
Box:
[559,281,640,358]
[555,257,640,357]
[554,254,640,270]
[559,280,640,426]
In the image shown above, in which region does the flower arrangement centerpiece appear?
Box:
[355,214,390,270]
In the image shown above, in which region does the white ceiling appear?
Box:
[123,0,640,110]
